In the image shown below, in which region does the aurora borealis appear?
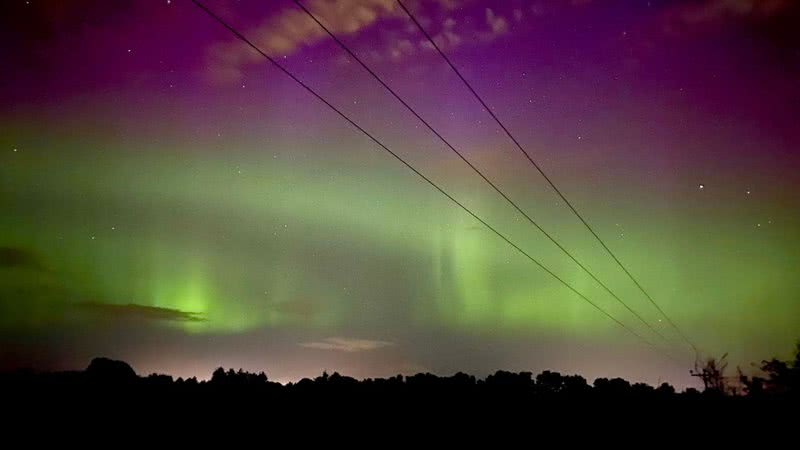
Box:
[2,0,799,386]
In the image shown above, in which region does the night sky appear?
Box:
[2,0,799,387]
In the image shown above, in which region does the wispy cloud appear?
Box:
[76,302,207,323]
[485,8,508,35]
[207,0,403,83]
[206,0,538,79]
[473,8,510,43]
[299,337,394,352]
[389,38,417,61]
[204,0,614,77]
[419,15,463,52]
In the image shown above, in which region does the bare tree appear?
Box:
[691,353,730,394]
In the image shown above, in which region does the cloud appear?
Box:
[0,247,44,271]
[389,38,417,61]
[485,8,508,35]
[204,0,543,74]
[473,8,509,43]
[207,0,403,83]
[419,15,463,52]
[299,337,394,352]
[416,7,508,51]
[208,0,528,77]
[76,302,207,323]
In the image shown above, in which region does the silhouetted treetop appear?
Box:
[85,357,137,383]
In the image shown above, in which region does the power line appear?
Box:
[292,0,671,346]
[189,0,672,359]
[396,0,698,355]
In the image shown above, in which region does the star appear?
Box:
[13,148,17,152]
[746,189,751,195]
[127,49,132,53]
[698,183,705,190]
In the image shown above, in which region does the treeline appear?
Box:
[2,341,798,402]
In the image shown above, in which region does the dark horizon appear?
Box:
[4,341,798,400]
[5,335,799,394]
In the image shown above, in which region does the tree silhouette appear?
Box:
[3,339,799,411]
[691,353,729,395]
[739,340,800,397]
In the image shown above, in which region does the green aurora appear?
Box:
[3,124,799,383]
